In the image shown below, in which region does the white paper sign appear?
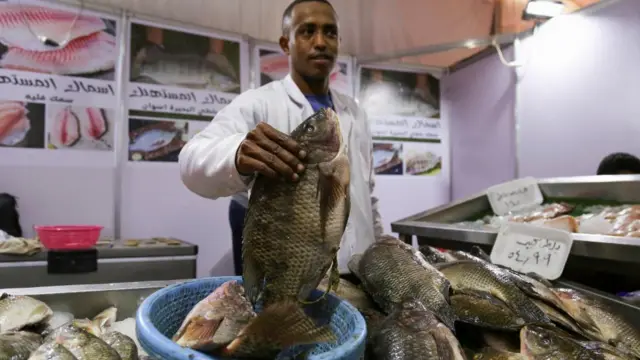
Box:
[486,177,544,216]
[490,223,574,280]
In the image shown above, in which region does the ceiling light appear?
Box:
[522,0,566,21]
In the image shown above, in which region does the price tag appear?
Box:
[486,177,544,216]
[490,223,573,280]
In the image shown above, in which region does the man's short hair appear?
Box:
[282,0,336,36]
[596,152,640,175]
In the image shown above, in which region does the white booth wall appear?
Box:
[517,0,640,177]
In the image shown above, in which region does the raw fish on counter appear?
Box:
[28,340,77,360]
[457,203,640,238]
[101,331,138,360]
[0,294,52,333]
[46,324,120,360]
[0,331,42,359]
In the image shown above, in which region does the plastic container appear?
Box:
[136,276,367,360]
[34,225,103,250]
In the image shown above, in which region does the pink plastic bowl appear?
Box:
[35,225,103,250]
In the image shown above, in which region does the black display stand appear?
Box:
[47,248,98,274]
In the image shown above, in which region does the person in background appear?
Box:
[596,152,640,175]
[179,0,384,276]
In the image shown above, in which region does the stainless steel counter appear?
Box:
[391,175,640,291]
[1,280,186,319]
[0,238,197,289]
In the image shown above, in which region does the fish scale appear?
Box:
[355,236,456,330]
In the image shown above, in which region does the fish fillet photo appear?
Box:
[0,100,44,148]
[45,104,114,151]
[129,22,241,94]
[405,145,443,176]
[373,142,404,175]
[128,118,189,162]
[259,47,351,95]
[0,2,118,80]
[359,67,440,119]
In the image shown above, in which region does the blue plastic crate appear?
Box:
[136,276,367,360]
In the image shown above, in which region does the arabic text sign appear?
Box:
[127,82,237,117]
[369,115,441,141]
[490,223,574,280]
[0,69,116,109]
[486,177,544,216]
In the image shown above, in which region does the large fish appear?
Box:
[0,331,42,359]
[28,341,77,360]
[131,47,240,92]
[520,325,604,360]
[553,288,640,357]
[450,290,526,330]
[172,280,255,352]
[227,108,349,357]
[350,236,456,330]
[0,294,53,333]
[369,300,466,360]
[0,32,117,75]
[46,324,120,360]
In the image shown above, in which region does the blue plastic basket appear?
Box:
[136,276,367,360]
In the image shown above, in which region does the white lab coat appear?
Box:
[178,74,384,273]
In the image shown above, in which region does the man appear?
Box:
[179,0,384,276]
[596,152,640,175]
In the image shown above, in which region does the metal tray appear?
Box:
[391,175,640,291]
[1,280,186,319]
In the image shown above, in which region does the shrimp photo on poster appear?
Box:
[0,100,45,148]
[45,104,115,151]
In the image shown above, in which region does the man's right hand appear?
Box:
[235,122,306,181]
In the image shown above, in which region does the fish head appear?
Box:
[551,288,600,331]
[291,107,342,164]
[520,325,577,356]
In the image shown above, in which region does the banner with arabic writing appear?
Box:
[358,66,442,177]
[126,19,249,162]
[0,0,120,153]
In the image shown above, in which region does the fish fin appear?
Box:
[242,244,264,304]
[222,301,336,357]
[431,327,465,359]
[347,254,363,280]
[300,258,339,305]
[316,157,350,240]
[172,316,222,349]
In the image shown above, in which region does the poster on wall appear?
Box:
[254,44,353,96]
[358,66,441,177]
[0,0,119,156]
[127,19,248,162]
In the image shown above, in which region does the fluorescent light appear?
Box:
[523,0,565,20]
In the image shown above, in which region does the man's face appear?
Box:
[281,2,339,81]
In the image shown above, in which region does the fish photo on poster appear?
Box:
[373,142,403,175]
[0,1,117,80]
[129,23,241,94]
[359,68,440,119]
[259,47,351,94]
[128,117,189,162]
[0,100,44,148]
[45,104,114,151]
[404,143,442,176]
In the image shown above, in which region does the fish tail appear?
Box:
[437,302,458,332]
[222,301,336,357]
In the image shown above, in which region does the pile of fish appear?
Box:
[327,236,640,359]
[457,203,640,238]
[0,293,146,359]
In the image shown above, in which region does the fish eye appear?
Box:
[305,124,315,133]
